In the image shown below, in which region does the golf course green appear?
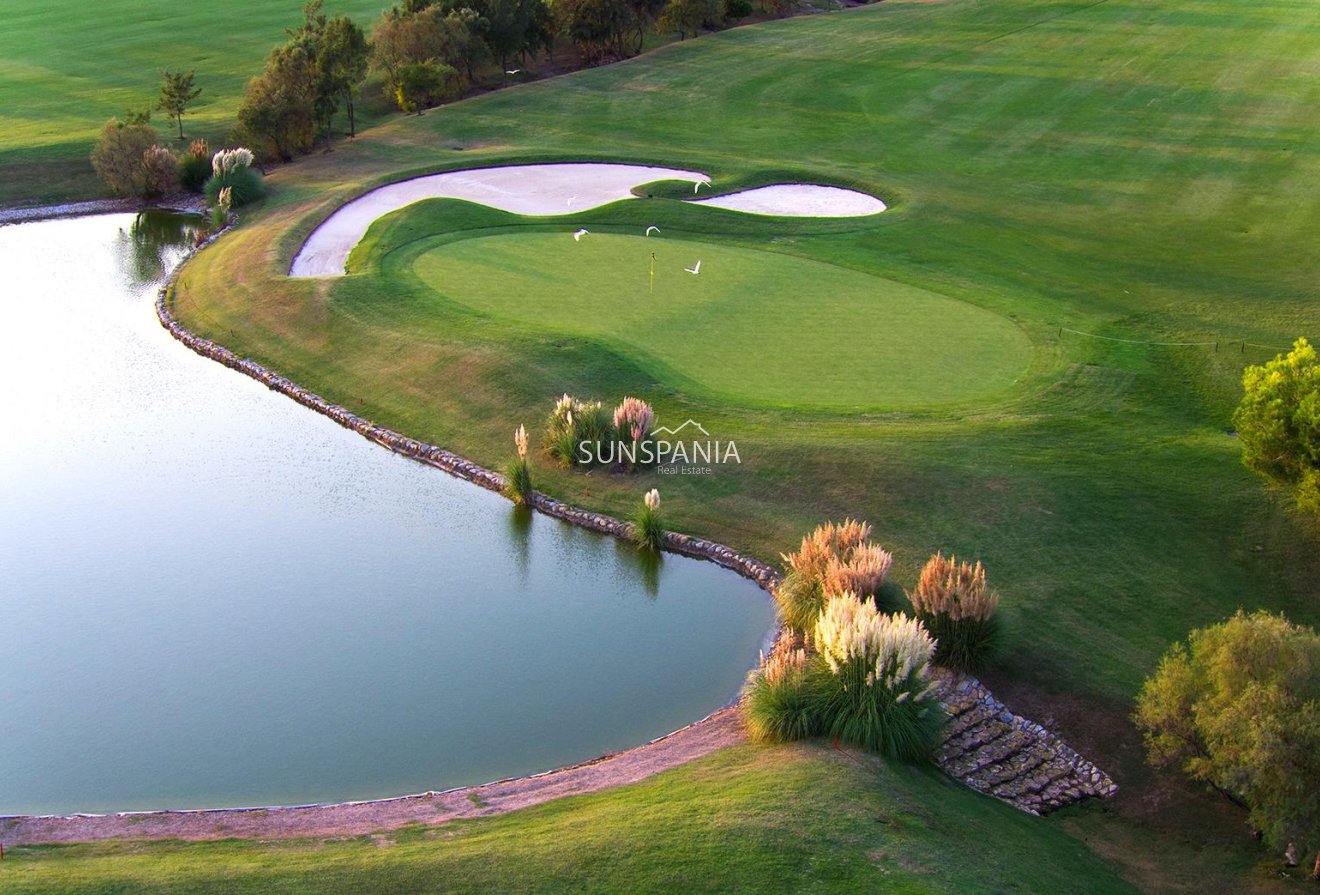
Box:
[4,0,1320,889]
[410,232,1032,409]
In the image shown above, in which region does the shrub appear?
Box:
[814,593,944,759]
[1135,611,1320,877]
[394,60,461,114]
[141,145,179,198]
[612,396,655,470]
[776,519,893,633]
[1233,338,1320,519]
[909,552,1002,672]
[631,488,665,550]
[545,393,614,466]
[177,139,211,193]
[743,646,821,743]
[724,0,753,19]
[503,425,534,506]
[90,119,158,197]
[204,165,266,208]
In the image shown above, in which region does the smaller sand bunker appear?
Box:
[692,184,885,217]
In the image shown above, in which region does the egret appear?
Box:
[567,195,578,207]
[506,68,522,75]
[645,226,660,236]
[573,228,589,241]
[693,181,710,194]
[684,260,701,275]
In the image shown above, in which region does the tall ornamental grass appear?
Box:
[631,488,665,550]
[545,393,613,466]
[503,424,533,506]
[909,552,1002,672]
[742,646,820,743]
[204,147,265,207]
[814,593,944,759]
[776,519,893,633]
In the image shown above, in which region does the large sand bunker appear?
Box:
[290,163,708,277]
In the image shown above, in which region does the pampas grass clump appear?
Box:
[814,593,944,759]
[742,646,821,743]
[503,424,533,506]
[545,393,613,466]
[631,488,665,550]
[776,519,894,634]
[909,552,1002,672]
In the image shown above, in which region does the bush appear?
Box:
[394,60,461,114]
[744,595,945,761]
[204,165,266,208]
[177,139,211,193]
[724,0,753,19]
[814,594,944,759]
[776,519,893,633]
[1233,337,1320,518]
[503,425,534,506]
[1135,611,1320,877]
[909,552,1002,672]
[612,396,655,471]
[743,646,821,743]
[90,119,158,197]
[545,394,614,466]
[141,145,179,198]
[630,489,665,550]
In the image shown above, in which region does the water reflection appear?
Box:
[113,211,198,289]
[0,214,774,815]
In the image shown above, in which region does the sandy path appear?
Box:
[692,183,886,217]
[289,163,709,277]
[0,708,746,845]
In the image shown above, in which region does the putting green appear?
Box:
[412,233,1032,410]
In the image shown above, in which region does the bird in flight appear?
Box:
[645,226,660,236]
[694,181,710,194]
[684,260,701,275]
[573,229,589,241]
[506,68,522,75]
[567,195,578,207]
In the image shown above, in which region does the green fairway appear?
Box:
[10,0,1320,888]
[410,231,1031,410]
[0,745,1138,895]
[0,0,390,205]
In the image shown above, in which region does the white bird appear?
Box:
[573,228,589,241]
[567,195,578,207]
[684,260,701,275]
[693,181,709,194]
[506,68,522,75]
[645,226,660,236]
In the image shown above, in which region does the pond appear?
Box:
[0,213,775,816]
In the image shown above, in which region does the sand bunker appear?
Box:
[290,163,709,277]
[692,184,886,217]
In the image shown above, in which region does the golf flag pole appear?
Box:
[650,252,656,292]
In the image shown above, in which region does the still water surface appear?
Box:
[0,213,773,815]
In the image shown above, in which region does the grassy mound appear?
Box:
[411,231,1031,410]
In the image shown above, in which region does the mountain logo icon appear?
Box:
[651,419,711,438]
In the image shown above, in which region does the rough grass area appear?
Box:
[0,745,1139,895]
[0,0,391,205]
[16,0,1320,890]
[409,230,1031,409]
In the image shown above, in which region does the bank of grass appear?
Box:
[0,744,1139,895]
[0,0,404,206]
[46,0,1320,889]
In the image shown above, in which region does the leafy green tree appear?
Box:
[657,0,720,39]
[1134,611,1320,877]
[437,8,491,83]
[393,60,462,113]
[157,69,202,140]
[1233,337,1320,518]
[237,44,317,161]
[554,0,652,63]
[319,14,371,137]
[89,118,157,196]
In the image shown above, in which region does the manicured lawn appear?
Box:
[0,0,391,206]
[0,744,1139,894]
[407,229,1031,409]
[9,0,1320,889]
